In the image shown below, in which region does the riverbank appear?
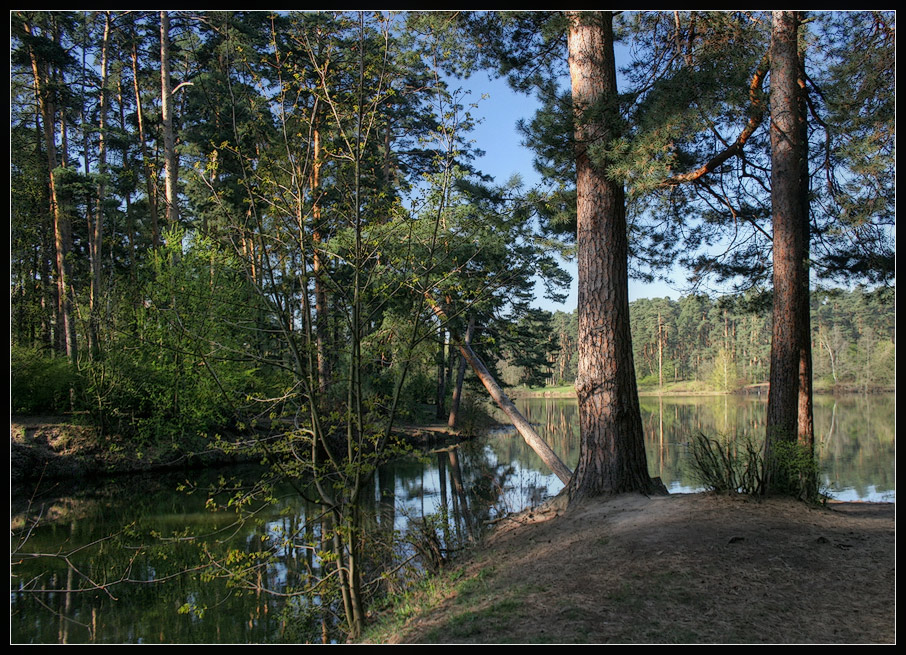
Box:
[9,415,473,487]
[10,415,237,486]
[363,492,896,644]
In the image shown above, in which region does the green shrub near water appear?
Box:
[80,229,277,448]
[765,438,823,502]
[688,432,765,495]
[689,431,824,501]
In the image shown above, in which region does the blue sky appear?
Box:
[456,71,684,314]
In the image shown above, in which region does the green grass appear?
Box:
[360,566,497,644]
[511,384,576,396]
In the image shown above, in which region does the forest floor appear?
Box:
[365,492,896,644]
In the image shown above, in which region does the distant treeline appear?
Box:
[504,286,895,392]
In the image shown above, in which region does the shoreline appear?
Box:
[510,384,895,399]
[364,492,896,644]
[9,414,478,489]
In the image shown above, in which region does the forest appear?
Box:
[10,10,895,642]
[526,286,895,393]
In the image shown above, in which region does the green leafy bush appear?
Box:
[82,229,275,447]
[689,430,824,502]
[766,438,823,502]
[10,346,79,414]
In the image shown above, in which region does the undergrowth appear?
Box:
[688,432,825,502]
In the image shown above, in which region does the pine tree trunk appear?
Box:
[765,10,815,497]
[160,11,179,227]
[429,299,572,484]
[447,316,474,429]
[25,19,77,363]
[565,11,662,501]
[88,11,111,360]
[131,37,160,250]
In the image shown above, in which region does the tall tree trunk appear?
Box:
[447,315,475,429]
[657,311,664,391]
[565,11,662,501]
[160,11,179,227]
[88,11,111,360]
[116,69,136,279]
[435,327,447,420]
[453,325,572,485]
[428,295,571,483]
[131,36,160,250]
[24,19,77,364]
[765,10,815,497]
[311,124,332,396]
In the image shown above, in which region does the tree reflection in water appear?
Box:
[10,394,894,643]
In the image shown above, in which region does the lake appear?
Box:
[500,393,896,502]
[10,393,895,643]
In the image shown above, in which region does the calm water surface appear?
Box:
[501,393,896,502]
[10,394,895,643]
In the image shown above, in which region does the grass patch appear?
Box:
[453,567,495,604]
[441,597,525,641]
[361,565,499,644]
[511,384,576,397]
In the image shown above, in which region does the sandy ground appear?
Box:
[379,492,895,644]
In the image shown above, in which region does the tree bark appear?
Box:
[160,11,179,227]
[428,298,572,484]
[765,10,815,496]
[435,327,447,420]
[88,11,111,360]
[455,335,573,485]
[131,35,161,251]
[311,125,332,397]
[24,18,77,364]
[565,11,663,501]
[447,315,474,429]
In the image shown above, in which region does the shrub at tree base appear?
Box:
[766,439,823,503]
[689,432,824,502]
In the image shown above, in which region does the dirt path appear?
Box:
[375,492,895,644]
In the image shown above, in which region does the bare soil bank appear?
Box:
[373,492,895,644]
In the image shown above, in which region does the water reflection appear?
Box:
[501,393,895,502]
[10,440,521,644]
[10,394,894,643]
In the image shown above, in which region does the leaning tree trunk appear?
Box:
[454,336,573,485]
[565,11,663,501]
[765,10,815,498]
[428,299,572,484]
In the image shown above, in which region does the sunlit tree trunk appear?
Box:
[24,18,77,364]
[131,35,160,250]
[311,124,332,397]
[765,10,815,497]
[448,319,572,485]
[160,11,179,227]
[565,11,663,501]
[88,11,111,359]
